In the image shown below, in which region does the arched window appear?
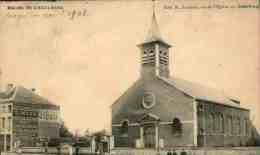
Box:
[121,120,128,136]
[172,118,182,136]
[214,113,219,132]
[209,113,214,133]
[237,117,241,135]
[244,118,247,136]
[219,114,224,133]
[227,116,232,135]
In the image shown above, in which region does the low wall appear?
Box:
[1,147,260,155]
[112,147,260,155]
[1,147,92,155]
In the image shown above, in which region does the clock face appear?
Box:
[142,92,156,109]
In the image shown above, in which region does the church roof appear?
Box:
[158,76,247,110]
[0,85,59,108]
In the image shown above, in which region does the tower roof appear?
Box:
[146,11,162,43]
[138,8,171,47]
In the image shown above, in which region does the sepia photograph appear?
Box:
[0,0,259,155]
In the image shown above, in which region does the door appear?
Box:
[143,125,155,148]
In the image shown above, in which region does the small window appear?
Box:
[219,114,224,133]
[172,118,182,136]
[214,113,218,132]
[244,118,247,136]
[237,117,241,135]
[227,116,232,135]
[209,113,214,133]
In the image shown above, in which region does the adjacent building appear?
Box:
[0,84,60,152]
[111,11,252,149]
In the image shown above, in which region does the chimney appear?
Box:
[0,68,2,91]
[31,88,36,93]
[6,83,14,92]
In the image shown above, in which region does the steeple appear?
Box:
[145,5,162,43]
[138,0,172,79]
[139,0,171,47]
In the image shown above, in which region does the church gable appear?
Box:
[111,79,145,124]
[111,77,194,125]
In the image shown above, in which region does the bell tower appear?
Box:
[137,1,172,79]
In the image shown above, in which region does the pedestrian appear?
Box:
[75,145,80,155]
[172,149,177,155]
[57,145,61,155]
[180,149,187,155]
[167,150,172,155]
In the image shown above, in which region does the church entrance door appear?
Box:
[143,125,155,148]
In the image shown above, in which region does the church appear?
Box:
[111,10,252,148]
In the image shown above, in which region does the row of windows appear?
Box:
[13,109,58,121]
[14,130,38,137]
[143,50,168,57]
[39,110,59,121]
[14,116,38,122]
[14,124,37,130]
[202,112,250,136]
[142,52,169,65]
[13,119,38,126]
[13,110,38,117]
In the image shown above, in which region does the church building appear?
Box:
[111,9,253,149]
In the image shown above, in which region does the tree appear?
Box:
[59,120,73,138]
[84,129,91,137]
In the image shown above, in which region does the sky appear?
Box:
[0,1,259,134]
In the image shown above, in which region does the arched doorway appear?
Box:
[143,125,155,148]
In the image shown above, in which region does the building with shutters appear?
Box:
[0,84,60,152]
[111,9,253,149]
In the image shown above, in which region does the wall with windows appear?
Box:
[12,103,39,147]
[12,103,60,147]
[112,77,195,148]
[38,109,60,139]
[197,100,251,147]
